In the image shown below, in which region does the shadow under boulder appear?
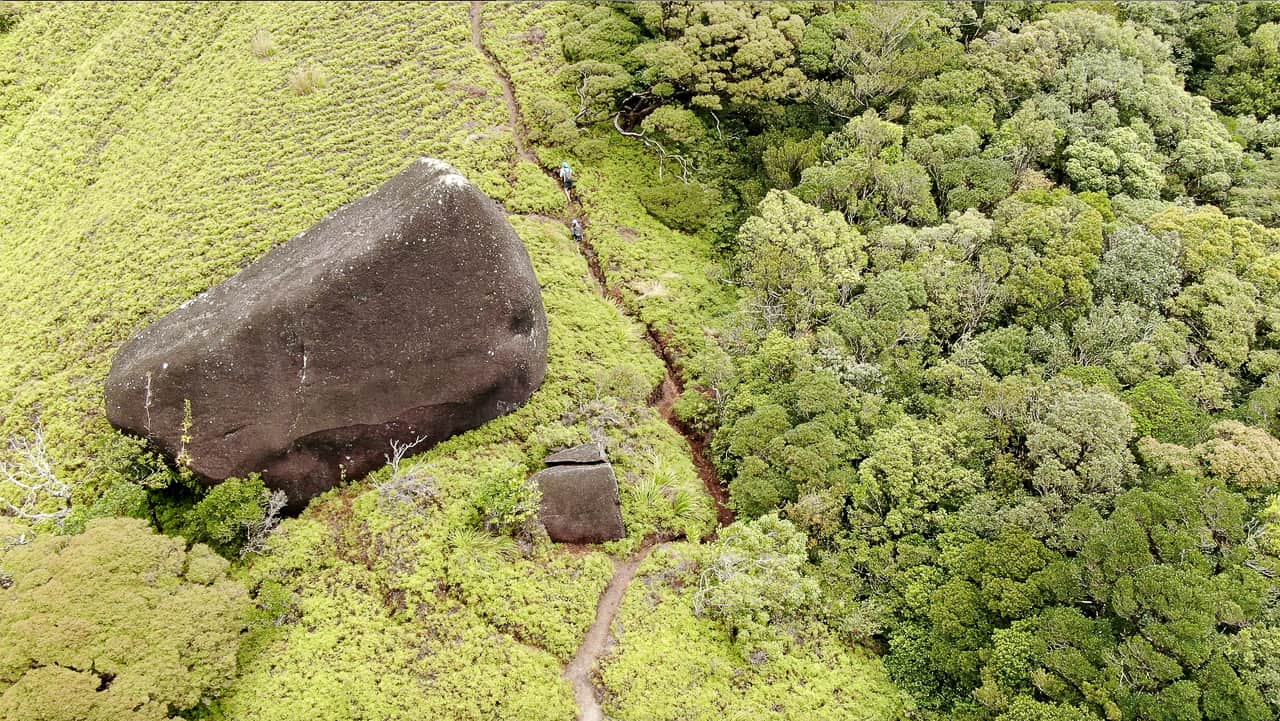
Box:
[104,158,547,511]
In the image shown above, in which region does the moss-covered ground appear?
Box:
[1,2,903,718]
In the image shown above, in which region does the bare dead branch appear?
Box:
[385,434,431,475]
[613,112,693,184]
[0,427,72,528]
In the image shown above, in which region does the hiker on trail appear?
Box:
[570,218,584,244]
[559,161,574,190]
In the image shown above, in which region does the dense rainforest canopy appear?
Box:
[1,2,1279,721]
[552,3,1280,720]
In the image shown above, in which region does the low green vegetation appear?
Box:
[221,212,717,718]
[602,537,908,721]
[479,2,738,370]
[0,2,718,718]
[0,0,514,512]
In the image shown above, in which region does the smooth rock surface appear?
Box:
[105,158,547,509]
[534,462,625,544]
[544,442,607,466]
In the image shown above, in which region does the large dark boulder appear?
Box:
[105,158,547,509]
[534,443,625,543]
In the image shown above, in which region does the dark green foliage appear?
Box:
[760,131,822,190]
[694,6,1280,711]
[0,2,17,33]
[636,180,720,232]
[1125,379,1210,445]
[184,475,273,556]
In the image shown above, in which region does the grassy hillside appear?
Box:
[0,2,904,719]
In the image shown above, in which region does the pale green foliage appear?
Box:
[1094,225,1182,308]
[798,3,961,118]
[629,1,806,112]
[968,9,1244,203]
[602,544,908,720]
[0,518,248,720]
[623,457,713,542]
[1197,420,1280,500]
[1144,205,1275,281]
[561,59,632,123]
[736,189,865,332]
[695,515,818,660]
[1026,385,1136,512]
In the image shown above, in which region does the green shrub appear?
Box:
[636,181,720,232]
[594,364,654,404]
[639,106,707,155]
[504,161,566,214]
[184,474,274,556]
[672,387,715,435]
[621,458,711,541]
[693,514,818,660]
[470,463,542,537]
[0,518,249,721]
[525,97,579,146]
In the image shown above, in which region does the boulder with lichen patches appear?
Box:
[104,158,547,510]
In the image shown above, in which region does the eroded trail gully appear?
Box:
[470,4,732,720]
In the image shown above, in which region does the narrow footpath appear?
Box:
[561,546,654,721]
[469,4,734,719]
[468,1,730,522]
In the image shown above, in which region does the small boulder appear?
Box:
[533,444,625,543]
[104,158,547,510]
